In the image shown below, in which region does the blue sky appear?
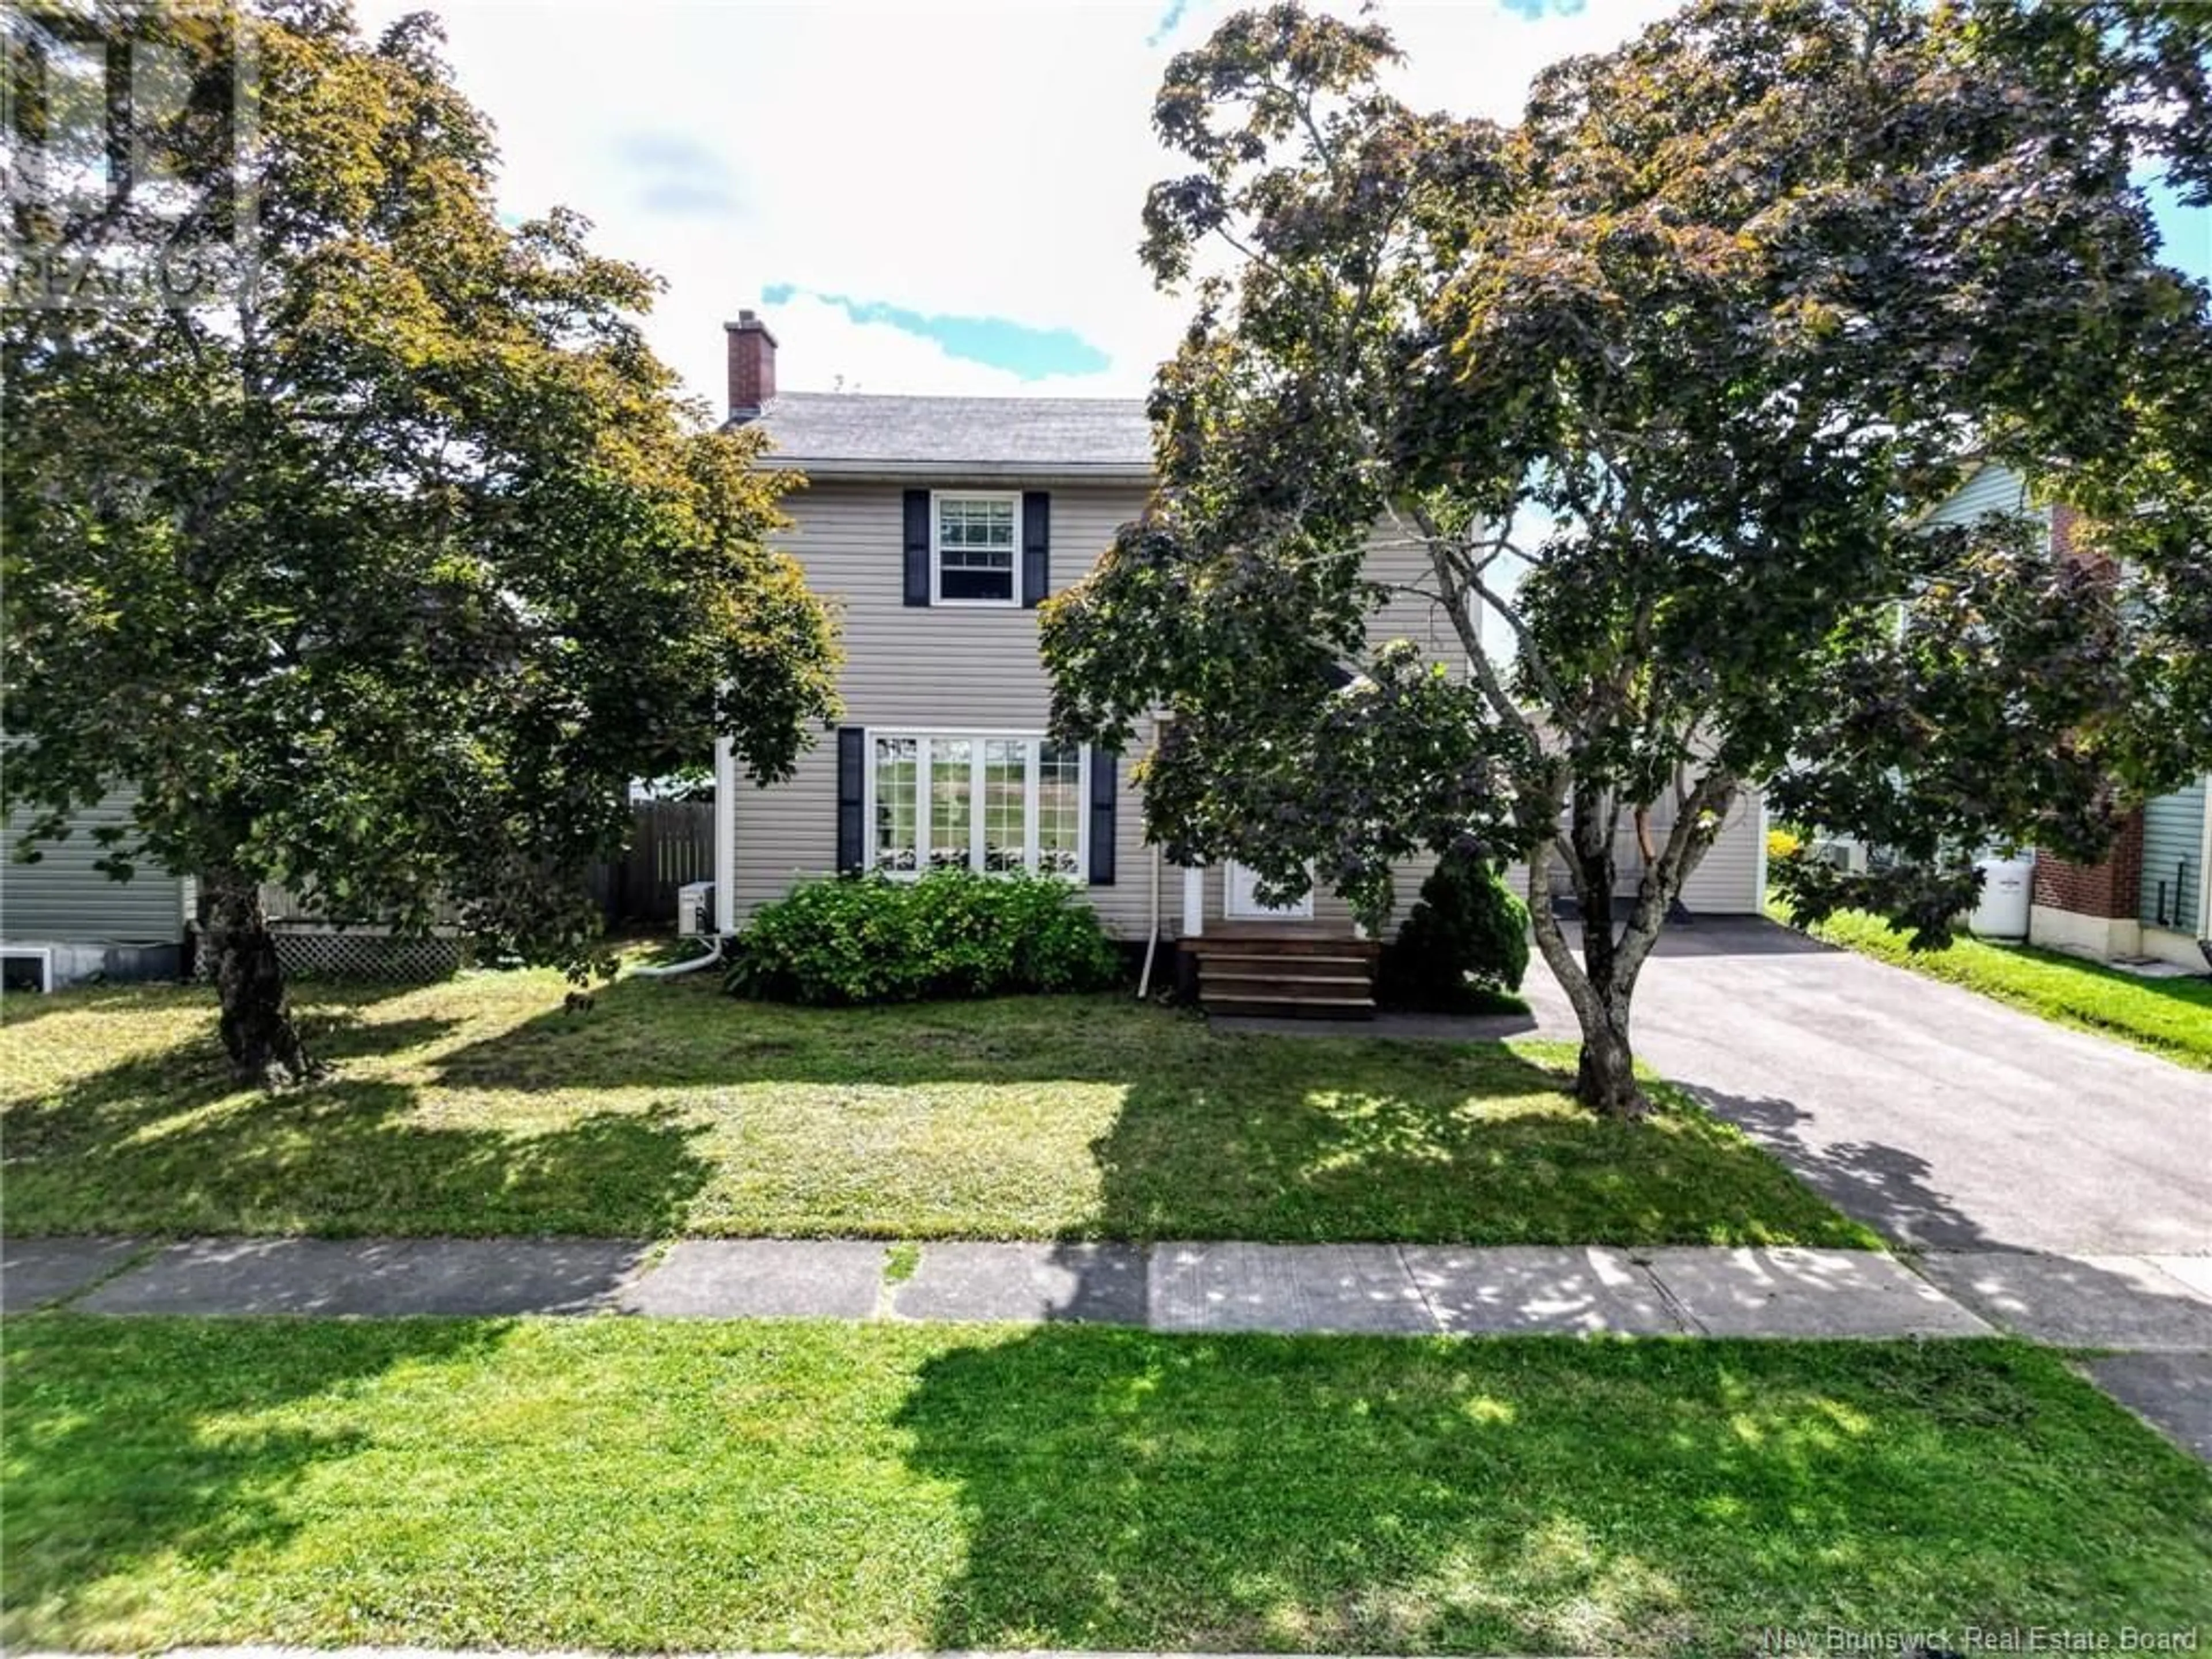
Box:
[359,0,2209,410]
[760,284,1113,379]
[2144,175,2211,285]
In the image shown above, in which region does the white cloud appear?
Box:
[354,0,1675,409]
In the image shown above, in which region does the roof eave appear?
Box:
[757,455,1155,484]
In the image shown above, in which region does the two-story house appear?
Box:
[709,310,1770,1007]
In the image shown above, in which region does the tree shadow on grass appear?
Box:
[423,978,1867,1246]
[1084,1055,1870,1247]
[0,1315,510,1650]
[892,1325,2212,1650]
[2,1002,714,1237]
[0,976,425,1032]
[10,971,1866,1245]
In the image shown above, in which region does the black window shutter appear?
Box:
[903,490,931,607]
[836,727,866,872]
[1088,748,1116,886]
[1022,490,1050,608]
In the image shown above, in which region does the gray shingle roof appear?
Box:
[745,391,1154,479]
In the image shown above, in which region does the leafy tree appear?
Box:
[3,1,839,1082]
[1043,0,2211,1116]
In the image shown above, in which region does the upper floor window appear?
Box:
[934,492,1019,605]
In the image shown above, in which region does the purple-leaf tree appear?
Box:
[1042,0,2210,1116]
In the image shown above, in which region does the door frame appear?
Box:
[1223,859,1316,920]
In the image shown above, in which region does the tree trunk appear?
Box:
[1526,838,1655,1120]
[202,870,313,1086]
[1573,994,1649,1120]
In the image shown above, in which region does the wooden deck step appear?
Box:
[1185,929,1380,1020]
[1185,934,1380,960]
[1196,952,1373,978]
[1200,972,1374,999]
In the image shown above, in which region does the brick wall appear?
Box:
[2027,502,2148,922]
[2048,501,2078,560]
[2032,810,2143,919]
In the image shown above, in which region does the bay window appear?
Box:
[870,731,1086,878]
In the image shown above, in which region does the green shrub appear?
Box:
[1376,851,1531,1012]
[725,870,1124,1005]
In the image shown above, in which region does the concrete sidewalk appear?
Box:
[12,1233,2212,1459]
[13,1230,2194,1340]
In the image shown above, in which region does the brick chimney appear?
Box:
[725,309,778,421]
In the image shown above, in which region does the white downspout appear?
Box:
[713,729,737,937]
[1753,789,1770,910]
[1137,841,1161,999]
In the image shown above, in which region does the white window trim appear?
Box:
[930,490,1022,608]
[864,729,1086,882]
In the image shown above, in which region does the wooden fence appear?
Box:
[588,799,715,926]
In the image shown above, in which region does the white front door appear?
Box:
[1224,860,1315,919]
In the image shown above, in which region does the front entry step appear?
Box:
[1187,934,1378,1020]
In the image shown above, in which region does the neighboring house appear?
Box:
[1,782,192,991]
[711,309,1769,1006]
[1922,461,2211,969]
[3,774,461,991]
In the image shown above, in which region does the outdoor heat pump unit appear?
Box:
[676,881,714,938]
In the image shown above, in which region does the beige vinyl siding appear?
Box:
[733,489,1482,939]
[732,480,1164,936]
[1679,788,1765,913]
[1364,516,1470,669]
[1500,783,1768,918]
[1,782,187,944]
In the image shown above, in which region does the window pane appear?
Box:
[873,736,917,873]
[941,546,1014,571]
[940,563,1014,602]
[983,738,1028,872]
[928,738,972,870]
[1038,742,1081,877]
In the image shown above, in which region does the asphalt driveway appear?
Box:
[1517,918,2212,1257]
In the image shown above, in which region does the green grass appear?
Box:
[0,967,1873,1247]
[6,1316,2207,1653]
[1788,905,2212,1069]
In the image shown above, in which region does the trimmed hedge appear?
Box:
[1376,851,1531,1012]
[725,870,1124,1005]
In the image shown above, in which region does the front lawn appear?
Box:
[1790,906,2212,1070]
[7,1316,2208,1653]
[0,968,1872,1246]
